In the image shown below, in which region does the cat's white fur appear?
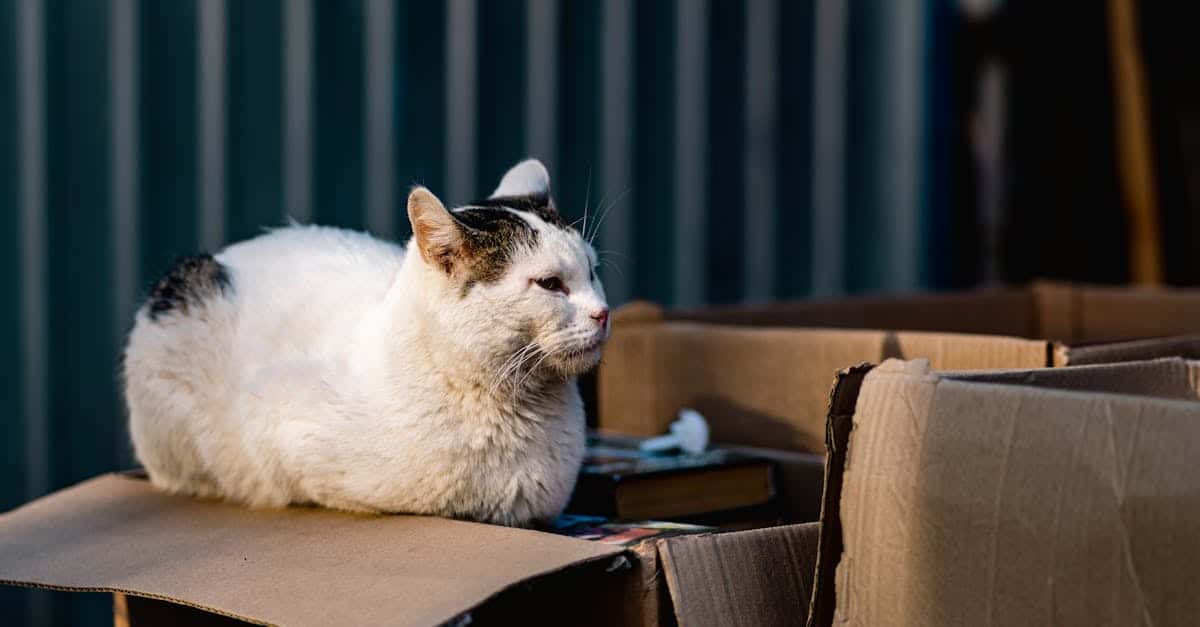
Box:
[124,160,609,526]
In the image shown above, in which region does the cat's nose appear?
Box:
[590,308,610,327]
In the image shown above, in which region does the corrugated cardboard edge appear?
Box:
[806,363,874,627]
[657,522,819,627]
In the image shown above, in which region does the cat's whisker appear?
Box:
[587,188,631,245]
[490,342,542,397]
[599,258,625,278]
[516,348,557,391]
[597,249,630,261]
[583,192,605,243]
[580,168,593,239]
[489,345,529,394]
[588,190,619,244]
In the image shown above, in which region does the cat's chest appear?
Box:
[407,388,582,466]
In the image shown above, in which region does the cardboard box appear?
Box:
[0,474,628,626]
[666,281,1200,343]
[598,313,1052,453]
[599,288,1200,458]
[808,357,1200,626]
[0,473,821,626]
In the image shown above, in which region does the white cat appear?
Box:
[123,160,610,527]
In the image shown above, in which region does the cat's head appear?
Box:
[407,159,609,380]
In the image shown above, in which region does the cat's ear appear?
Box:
[491,159,550,198]
[408,187,464,274]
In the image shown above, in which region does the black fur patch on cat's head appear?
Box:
[468,193,569,230]
[410,185,576,295]
[451,206,539,286]
[146,254,231,320]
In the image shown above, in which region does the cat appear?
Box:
[123,159,610,527]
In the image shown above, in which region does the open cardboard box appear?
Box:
[597,282,1200,523]
[0,471,820,626]
[808,357,1200,626]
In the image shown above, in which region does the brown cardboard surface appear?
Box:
[949,357,1200,400]
[820,359,1200,626]
[0,474,624,627]
[657,283,1200,343]
[658,522,819,627]
[665,290,1038,337]
[1035,282,1200,342]
[598,319,1049,453]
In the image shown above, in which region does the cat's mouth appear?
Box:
[563,337,605,358]
[553,336,607,373]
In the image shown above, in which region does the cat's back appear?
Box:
[218,224,405,308]
[216,225,407,357]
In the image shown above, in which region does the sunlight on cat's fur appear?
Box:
[123,160,610,527]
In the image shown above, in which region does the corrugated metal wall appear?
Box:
[1,0,940,623]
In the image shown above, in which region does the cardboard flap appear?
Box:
[658,522,819,627]
[1034,282,1200,341]
[598,322,1048,453]
[947,357,1200,401]
[0,475,623,627]
[827,359,1200,626]
[1060,334,1200,366]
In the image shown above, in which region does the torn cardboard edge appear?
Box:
[807,357,1200,627]
[806,363,874,627]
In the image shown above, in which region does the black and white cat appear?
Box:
[123,160,609,527]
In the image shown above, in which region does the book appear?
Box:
[549,514,715,546]
[565,432,776,521]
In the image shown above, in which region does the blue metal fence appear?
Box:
[1,1,943,623]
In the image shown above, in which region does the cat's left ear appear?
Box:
[408,186,466,275]
[491,159,551,198]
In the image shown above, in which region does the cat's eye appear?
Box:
[535,276,565,293]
